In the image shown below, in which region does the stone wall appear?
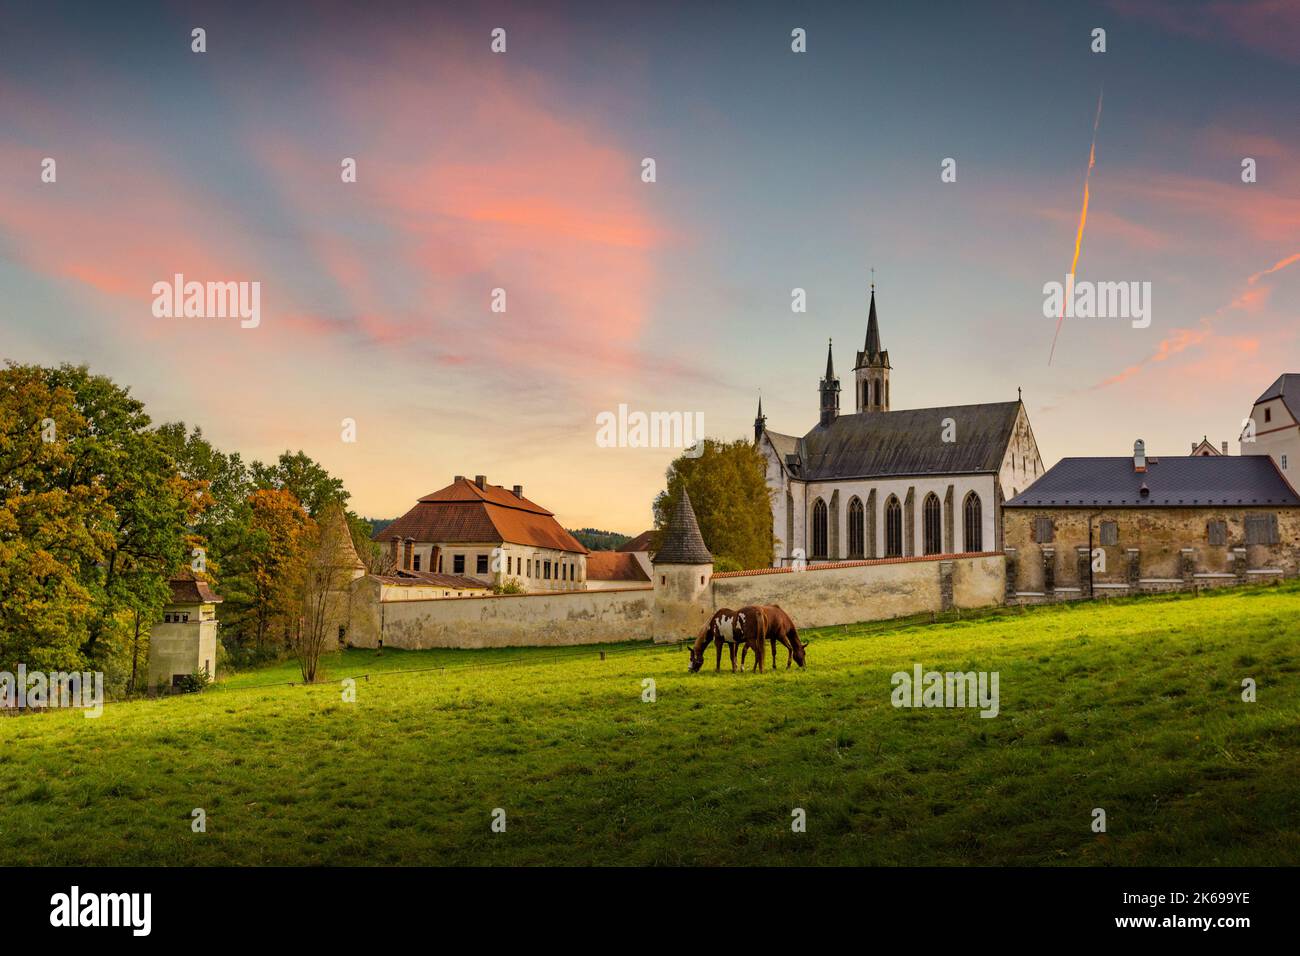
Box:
[343,552,1007,649]
[1003,506,1300,601]
[347,581,654,649]
[711,552,1004,629]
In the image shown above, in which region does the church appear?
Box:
[755,289,1043,567]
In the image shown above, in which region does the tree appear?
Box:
[652,438,773,570]
[218,489,314,654]
[0,363,201,681]
[251,451,348,518]
[294,507,359,682]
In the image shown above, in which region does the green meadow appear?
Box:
[3,584,1298,866]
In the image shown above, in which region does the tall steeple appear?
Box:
[854,285,891,413]
[864,288,882,357]
[753,394,766,446]
[819,338,841,427]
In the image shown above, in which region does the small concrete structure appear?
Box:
[147,576,222,691]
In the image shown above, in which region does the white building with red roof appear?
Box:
[374,475,589,592]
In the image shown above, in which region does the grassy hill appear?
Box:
[2,584,1298,865]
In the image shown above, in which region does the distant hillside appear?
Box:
[367,518,396,537]
[569,528,631,551]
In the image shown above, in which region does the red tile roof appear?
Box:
[618,530,656,553]
[371,570,489,589]
[585,551,651,582]
[168,576,222,605]
[375,477,588,554]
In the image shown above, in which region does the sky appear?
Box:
[2,0,1298,532]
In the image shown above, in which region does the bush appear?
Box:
[174,669,211,694]
[712,555,743,573]
[493,580,526,595]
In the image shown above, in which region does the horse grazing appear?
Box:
[739,604,808,671]
[688,608,756,672]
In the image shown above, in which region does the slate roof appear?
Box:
[1006,455,1300,508]
[375,477,587,554]
[585,551,651,582]
[654,489,713,564]
[780,401,1022,481]
[1254,373,1300,422]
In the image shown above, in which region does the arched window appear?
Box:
[812,499,828,559]
[963,492,983,552]
[885,495,903,558]
[923,493,942,555]
[847,497,865,558]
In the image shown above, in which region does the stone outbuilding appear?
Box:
[148,574,222,691]
[651,489,714,642]
[1004,439,1300,602]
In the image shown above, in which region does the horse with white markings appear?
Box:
[688,607,764,673]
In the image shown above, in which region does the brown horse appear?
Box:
[688,607,766,673]
[739,604,808,671]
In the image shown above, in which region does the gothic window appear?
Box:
[848,497,865,558]
[963,492,982,552]
[885,495,903,557]
[812,498,828,559]
[923,493,942,555]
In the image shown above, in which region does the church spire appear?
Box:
[864,287,882,358]
[819,338,840,427]
[853,285,890,414]
[754,393,767,445]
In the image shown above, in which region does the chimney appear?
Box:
[512,484,523,499]
[1133,438,1147,473]
[475,475,487,490]
[453,474,465,483]
[1221,441,1228,455]
[403,537,414,571]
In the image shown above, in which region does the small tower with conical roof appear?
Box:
[854,287,890,413]
[651,488,714,643]
[754,394,766,446]
[819,339,841,427]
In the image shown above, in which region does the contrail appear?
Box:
[1048,87,1104,365]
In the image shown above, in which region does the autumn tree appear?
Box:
[0,363,202,682]
[294,506,361,682]
[217,488,314,654]
[652,438,773,570]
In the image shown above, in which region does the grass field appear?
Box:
[3,584,1299,866]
